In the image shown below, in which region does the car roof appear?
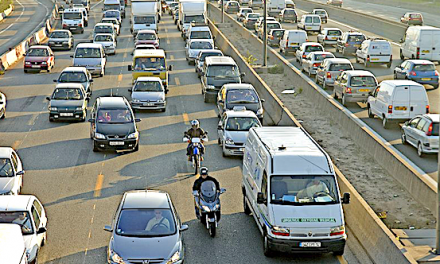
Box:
[344,70,375,77]
[225,109,259,118]
[325,58,351,63]
[0,147,13,158]
[95,23,113,27]
[190,26,210,31]
[407,59,434,65]
[205,56,236,65]
[97,96,128,108]
[76,43,103,48]
[303,42,321,46]
[29,45,49,49]
[61,66,88,73]
[424,114,440,122]
[199,49,222,54]
[382,80,422,86]
[136,77,163,82]
[51,29,70,33]
[133,49,165,57]
[122,190,170,209]
[324,28,341,31]
[189,39,212,43]
[0,195,34,211]
[223,83,255,90]
[55,83,85,89]
[95,33,114,37]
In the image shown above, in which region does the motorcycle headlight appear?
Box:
[257,108,264,115]
[202,205,211,212]
[225,137,234,145]
[128,132,139,139]
[110,250,125,264]
[76,106,83,111]
[49,107,57,111]
[94,133,106,140]
[167,250,181,264]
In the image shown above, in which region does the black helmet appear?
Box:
[200,167,208,176]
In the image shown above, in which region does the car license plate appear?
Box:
[421,78,431,81]
[54,44,62,46]
[31,65,40,68]
[300,242,321,247]
[109,141,124,146]
[354,44,360,47]
[422,50,430,53]
[291,43,298,45]
[143,103,154,106]
[395,106,407,111]
[306,27,312,30]
[359,89,369,92]
[371,58,380,61]
[60,113,73,116]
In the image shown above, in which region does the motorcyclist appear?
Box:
[192,167,221,217]
[184,120,207,161]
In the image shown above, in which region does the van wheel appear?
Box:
[367,105,374,118]
[382,116,390,129]
[263,234,274,257]
[243,195,251,215]
[400,50,404,60]
[417,142,424,157]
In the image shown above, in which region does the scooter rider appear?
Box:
[184,120,207,161]
[192,167,221,216]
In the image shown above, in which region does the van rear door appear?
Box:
[409,85,429,118]
[419,30,440,60]
[431,30,440,61]
[391,86,410,119]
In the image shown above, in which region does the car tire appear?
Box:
[342,94,347,106]
[218,138,222,145]
[400,50,404,60]
[315,74,319,84]
[160,107,166,112]
[433,84,439,89]
[355,56,360,63]
[29,254,38,264]
[263,234,273,257]
[367,105,374,118]
[0,109,5,119]
[92,141,99,152]
[333,89,338,99]
[222,145,227,157]
[417,142,424,157]
[333,249,345,256]
[243,195,251,215]
[382,116,390,129]
[394,72,398,79]
[401,131,407,145]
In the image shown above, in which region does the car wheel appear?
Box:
[243,195,251,215]
[222,145,227,157]
[333,89,338,99]
[92,141,99,152]
[394,72,398,79]
[100,69,104,77]
[342,94,347,106]
[355,56,360,63]
[401,131,407,145]
[400,49,404,60]
[417,142,424,157]
[263,234,273,257]
[382,116,390,129]
[367,105,374,118]
[29,254,38,264]
[0,109,5,119]
[364,60,369,68]
[322,80,327,90]
[218,138,222,146]
[387,62,392,68]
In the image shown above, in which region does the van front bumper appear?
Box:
[267,236,346,253]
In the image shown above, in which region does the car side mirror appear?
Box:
[89,79,93,83]
[240,73,246,78]
[70,55,73,58]
[128,65,132,71]
[261,98,265,102]
[88,118,94,123]
[53,79,57,83]
[16,170,25,175]
[192,190,199,197]
[104,225,113,232]
[135,118,141,122]
[168,65,173,71]
[257,192,266,204]
[180,224,189,232]
[342,192,350,204]
[36,227,47,234]
[46,97,51,101]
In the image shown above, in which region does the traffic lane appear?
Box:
[307,0,440,27]
[0,0,53,55]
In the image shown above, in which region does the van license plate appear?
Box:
[300,242,321,247]
[422,50,430,53]
[109,141,124,146]
[306,27,312,30]
[359,89,369,92]
[394,106,407,110]
[371,58,380,61]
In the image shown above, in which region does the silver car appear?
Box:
[47,30,74,50]
[130,77,167,112]
[315,58,353,89]
[333,70,377,106]
[401,114,439,157]
[0,92,5,119]
[104,190,188,264]
[301,51,334,76]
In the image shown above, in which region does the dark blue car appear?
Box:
[394,60,439,89]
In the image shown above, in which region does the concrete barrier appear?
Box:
[208,16,418,264]
[5,49,17,66]
[207,3,437,215]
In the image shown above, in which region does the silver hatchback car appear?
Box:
[333,70,378,106]
[105,190,188,264]
[315,58,353,89]
[401,114,439,157]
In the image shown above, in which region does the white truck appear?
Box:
[268,0,285,17]
[178,0,207,37]
[131,0,159,35]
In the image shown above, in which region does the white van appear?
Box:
[279,30,308,55]
[400,26,440,62]
[297,14,321,33]
[356,38,392,68]
[62,8,85,34]
[0,224,27,264]
[242,127,350,256]
[367,80,430,129]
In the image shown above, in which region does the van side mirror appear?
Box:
[36,227,47,234]
[342,192,350,204]
[399,38,404,43]
[89,79,93,83]
[257,192,266,204]
[46,97,51,101]
[168,65,173,71]
[128,65,132,71]
[53,79,57,83]
[180,224,189,232]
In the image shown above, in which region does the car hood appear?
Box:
[0,177,15,193]
[23,234,37,252]
[132,92,164,101]
[270,204,343,228]
[96,123,135,136]
[73,58,103,66]
[50,100,84,108]
[25,56,49,62]
[112,234,180,260]
[224,130,248,144]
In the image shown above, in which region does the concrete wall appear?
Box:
[208,15,418,264]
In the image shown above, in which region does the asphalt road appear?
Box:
[307,0,440,28]
[0,0,54,55]
[238,5,440,180]
[0,3,370,264]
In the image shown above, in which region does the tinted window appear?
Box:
[52,88,84,100]
[413,64,435,71]
[200,52,222,61]
[64,12,82,19]
[116,209,176,236]
[97,109,133,123]
[305,45,324,52]
[75,48,102,58]
[226,89,259,103]
[190,31,212,39]
[137,33,156,40]
[27,48,49,57]
[190,42,213,49]
[200,181,217,202]
[184,15,205,23]
[305,17,312,23]
[225,117,260,131]
[0,158,13,177]
[327,30,341,36]
[248,14,259,19]
[58,72,87,83]
[314,53,334,61]
[350,76,377,87]
[329,63,353,71]
[134,81,163,92]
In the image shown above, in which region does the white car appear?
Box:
[317,28,342,46]
[185,39,214,65]
[93,33,117,55]
[301,51,335,76]
[101,18,120,35]
[0,92,6,119]
[295,42,324,64]
[401,114,439,157]
[0,195,47,264]
[0,147,25,195]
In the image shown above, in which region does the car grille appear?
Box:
[127,259,164,264]
[107,134,127,139]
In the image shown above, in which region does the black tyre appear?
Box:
[417,142,424,157]
[401,131,407,145]
[367,105,374,118]
[382,117,390,129]
[209,222,216,237]
[194,156,200,175]
[333,249,345,256]
[263,234,273,257]
[243,195,251,215]
[92,141,99,152]
[400,50,404,60]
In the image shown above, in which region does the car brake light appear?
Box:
[366,55,370,61]
[313,63,320,67]
[345,43,349,47]
[302,54,306,58]
[426,123,433,136]
[326,72,331,78]
[435,71,439,76]
[79,23,82,27]
[416,47,420,59]
[426,105,430,114]
[410,71,417,76]
[330,230,345,236]
[345,87,352,93]
[388,105,392,114]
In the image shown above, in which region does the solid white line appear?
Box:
[0,0,25,35]
[91,0,104,9]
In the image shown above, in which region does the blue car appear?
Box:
[394,60,439,89]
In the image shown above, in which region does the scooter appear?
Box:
[183,135,208,175]
[193,180,226,237]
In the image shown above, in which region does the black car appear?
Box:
[46,83,88,122]
[89,96,141,152]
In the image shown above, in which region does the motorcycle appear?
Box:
[193,180,226,237]
[183,135,207,175]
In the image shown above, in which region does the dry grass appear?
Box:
[0,0,12,14]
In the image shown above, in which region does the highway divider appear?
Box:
[207,6,422,264]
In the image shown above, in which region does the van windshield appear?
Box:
[95,26,113,34]
[190,31,212,39]
[64,12,82,20]
[270,175,339,205]
[134,57,165,71]
[206,65,240,78]
[190,41,213,49]
[75,48,101,58]
[134,16,155,24]
[247,14,259,19]
[103,4,120,11]
[184,15,205,23]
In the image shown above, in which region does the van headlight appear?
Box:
[167,250,181,264]
[76,106,83,111]
[330,225,345,236]
[109,250,125,264]
[94,133,106,139]
[225,137,234,145]
[128,132,139,139]
[49,107,57,111]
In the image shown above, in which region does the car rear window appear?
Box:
[314,53,335,61]
[347,35,365,42]
[315,10,326,15]
[432,123,439,136]
[413,64,435,71]
[329,63,353,71]
[410,13,421,18]
[190,31,212,39]
[190,41,213,49]
[272,30,284,37]
[267,23,281,30]
[248,14,259,19]
[350,76,377,87]
[284,10,296,15]
[305,45,324,52]
[327,30,341,36]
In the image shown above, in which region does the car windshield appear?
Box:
[75,48,101,58]
[413,64,436,71]
[329,63,352,71]
[104,10,120,17]
[103,4,120,11]
[248,14,259,19]
[116,209,176,237]
[50,31,69,38]
[190,31,212,39]
[267,23,281,30]
[327,30,341,36]
[0,212,34,235]
[270,175,339,205]
[284,10,296,15]
[27,48,49,57]
[134,57,165,71]
[200,52,222,61]
[206,65,240,78]
[305,45,324,52]
[0,158,13,177]
[95,26,113,34]
[190,41,213,49]
[64,12,82,19]
[97,109,133,123]
[58,72,87,83]
[350,76,377,87]
[227,89,259,104]
[225,117,260,131]
[137,33,156,40]
[271,30,284,37]
[134,16,155,24]
[95,35,113,42]
[314,53,334,61]
[347,35,365,42]
[200,181,218,202]
[134,81,163,92]
[184,15,205,23]
[52,88,83,100]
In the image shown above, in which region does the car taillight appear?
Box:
[366,55,370,61]
[326,72,331,78]
[302,54,306,58]
[325,36,328,40]
[426,105,430,114]
[79,23,82,27]
[416,47,420,59]
[63,23,67,27]
[313,63,320,67]
[388,105,392,114]
[330,230,345,236]
[435,71,439,76]
[410,71,417,76]
[426,123,433,136]
[345,43,349,47]
[345,87,352,93]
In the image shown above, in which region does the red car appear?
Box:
[24,46,55,73]
[135,30,160,48]
[400,12,424,25]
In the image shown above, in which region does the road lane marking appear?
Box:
[94,174,104,197]
[0,0,25,35]
[167,39,170,44]
[336,255,348,264]
[182,113,189,124]
[170,54,175,60]
[27,113,38,126]
[124,53,127,58]
[175,77,180,85]
[118,74,123,82]
[11,140,21,149]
